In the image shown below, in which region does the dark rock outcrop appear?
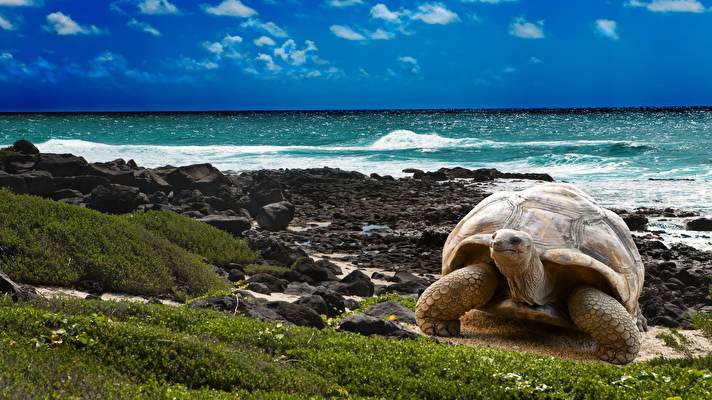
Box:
[265,301,325,329]
[255,201,295,231]
[686,218,712,231]
[338,314,417,339]
[199,215,252,236]
[336,270,374,297]
[364,301,416,324]
[86,184,149,214]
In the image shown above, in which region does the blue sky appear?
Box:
[1,0,712,111]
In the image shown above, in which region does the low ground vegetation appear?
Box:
[0,190,258,297]
[1,296,711,399]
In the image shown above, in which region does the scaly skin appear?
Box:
[568,286,641,364]
[416,263,498,337]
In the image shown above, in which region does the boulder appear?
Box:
[265,301,325,329]
[161,164,230,195]
[199,215,251,236]
[53,175,111,194]
[686,218,712,231]
[312,287,346,317]
[227,269,246,282]
[294,295,329,316]
[9,139,39,155]
[246,282,272,294]
[248,234,308,267]
[247,273,288,293]
[35,153,90,177]
[337,314,417,339]
[621,213,648,231]
[284,282,317,296]
[294,258,334,282]
[365,301,416,324]
[255,201,295,231]
[86,184,149,214]
[336,270,374,297]
[248,187,285,216]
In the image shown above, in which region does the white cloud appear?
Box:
[45,12,103,36]
[127,18,161,36]
[328,0,363,7]
[254,35,275,46]
[204,34,243,58]
[241,19,287,38]
[138,0,178,15]
[595,19,619,40]
[204,0,257,18]
[274,39,317,66]
[411,3,459,25]
[330,24,365,40]
[0,14,13,30]
[398,55,420,74]
[0,0,36,6]
[529,56,542,64]
[625,0,706,13]
[204,41,224,55]
[502,66,516,73]
[370,3,400,21]
[256,53,281,72]
[369,28,395,40]
[175,57,219,71]
[509,17,544,39]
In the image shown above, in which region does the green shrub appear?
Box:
[3,297,710,400]
[358,292,417,311]
[0,190,228,297]
[243,264,291,276]
[126,211,257,267]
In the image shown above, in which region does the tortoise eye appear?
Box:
[510,237,522,245]
[491,232,498,240]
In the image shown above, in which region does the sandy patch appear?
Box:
[34,286,182,307]
[431,310,712,363]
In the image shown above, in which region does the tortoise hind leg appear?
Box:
[567,286,641,364]
[416,263,498,337]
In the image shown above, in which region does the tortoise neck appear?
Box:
[497,250,551,306]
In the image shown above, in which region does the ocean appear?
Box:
[2,108,711,213]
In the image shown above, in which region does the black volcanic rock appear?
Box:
[256,201,295,231]
[338,314,417,339]
[199,215,251,236]
[8,139,39,155]
[86,184,149,214]
[687,218,712,231]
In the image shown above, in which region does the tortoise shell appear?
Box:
[442,183,644,314]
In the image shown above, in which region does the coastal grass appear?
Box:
[243,263,291,276]
[2,296,711,400]
[126,211,257,267]
[0,190,230,297]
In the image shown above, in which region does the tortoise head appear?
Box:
[490,229,549,305]
[490,229,535,267]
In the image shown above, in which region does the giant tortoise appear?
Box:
[415,183,646,364]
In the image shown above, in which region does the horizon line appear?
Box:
[2,105,712,114]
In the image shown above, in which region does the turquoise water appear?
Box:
[1,109,711,211]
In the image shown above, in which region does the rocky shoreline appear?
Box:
[1,139,710,332]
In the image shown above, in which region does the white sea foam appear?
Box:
[368,130,469,149]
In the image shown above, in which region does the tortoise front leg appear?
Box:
[416,263,498,337]
[567,286,641,364]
